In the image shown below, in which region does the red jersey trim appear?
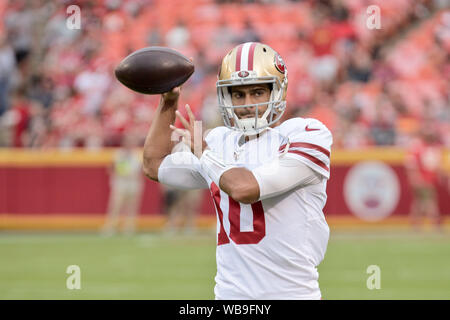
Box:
[279,142,330,158]
[286,149,329,172]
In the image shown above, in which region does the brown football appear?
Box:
[114,47,195,94]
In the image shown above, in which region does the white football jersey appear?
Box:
[203,117,332,300]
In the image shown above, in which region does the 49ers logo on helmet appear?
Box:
[238,70,249,78]
[274,54,286,74]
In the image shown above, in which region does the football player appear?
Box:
[143,42,332,299]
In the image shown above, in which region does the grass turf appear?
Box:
[0,230,449,299]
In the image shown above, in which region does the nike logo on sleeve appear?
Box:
[305,125,320,132]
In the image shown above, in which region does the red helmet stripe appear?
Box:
[235,44,243,71]
[248,42,257,71]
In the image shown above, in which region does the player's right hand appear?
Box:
[162,86,181,105]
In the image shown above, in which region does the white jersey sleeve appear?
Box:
[251,156,323,200]
[157,143,208,190]
[279,118,332,179]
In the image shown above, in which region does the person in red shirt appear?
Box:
[4,88,30,148]
[405,124,445,231]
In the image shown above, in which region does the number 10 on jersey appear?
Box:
[210,182,266,245]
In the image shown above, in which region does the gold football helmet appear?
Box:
[216,42,288,135]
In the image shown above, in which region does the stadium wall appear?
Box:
[0,148,449,229]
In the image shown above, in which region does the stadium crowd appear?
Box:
[0,0,448,149]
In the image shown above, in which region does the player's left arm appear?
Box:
[220,159,323,204]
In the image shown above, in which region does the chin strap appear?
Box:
[239,118,270,136]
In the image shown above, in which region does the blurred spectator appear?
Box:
[101,133,144,236]
[162,187,202,235]
[25,99,48,148]
[73,57,111,115]
[346,45,373,82]
[4,0,33,66]
[236,19,261,44]
[2,88,30,147]
[162,142,202,234]
[369,99,397,145]
[147,22,163,46]
[0,35,16,115]
[166,20,191,49]
[405,124,445,231]
[212,19,236,49]
[308,10,339,87]
[27,74,54,110]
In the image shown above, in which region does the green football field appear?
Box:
[1,230,449,299]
